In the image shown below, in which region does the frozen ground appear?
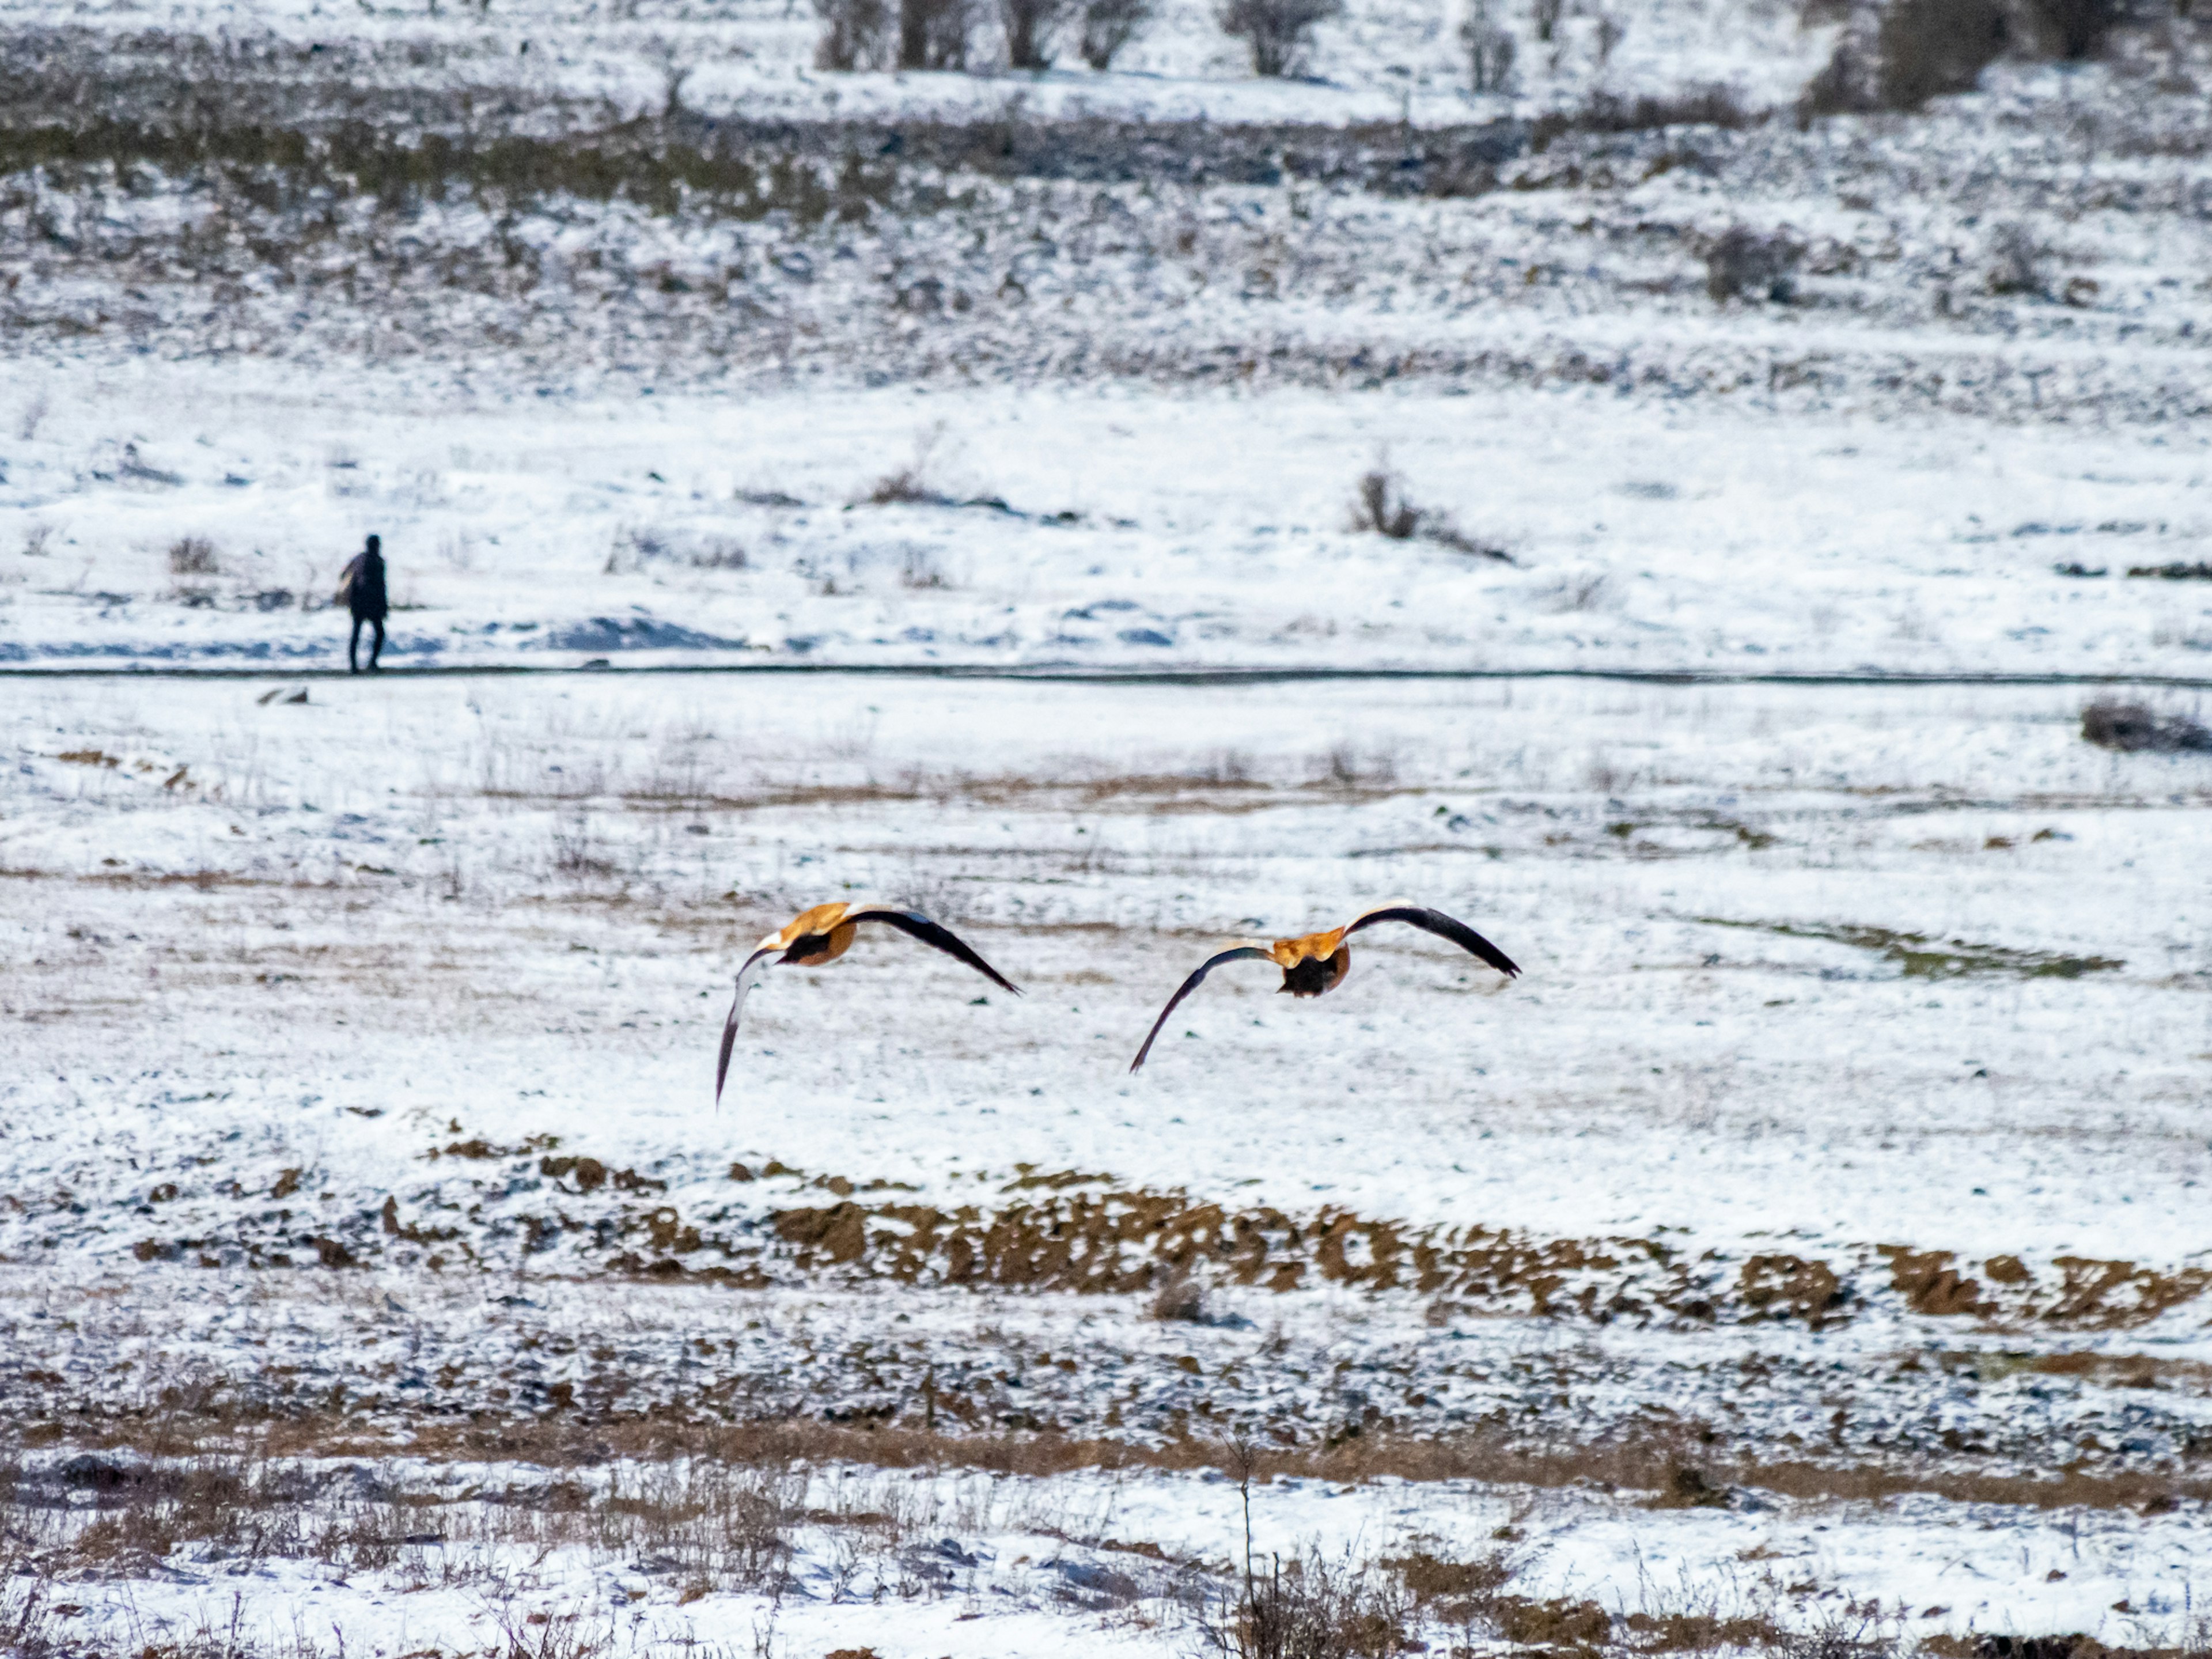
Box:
[5,0,2211,1649]
[6,372,2212,677]
[6,0,2212,682]
[2,670,2207,1654]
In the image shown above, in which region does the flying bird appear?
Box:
[1130,904,1519,1071]
[716,903,1019,1102]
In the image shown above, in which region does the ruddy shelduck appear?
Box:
[717,903,1019,1102]
[1130,903,1518,1071]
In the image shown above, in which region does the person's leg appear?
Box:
[369,618,385,671]
[349,615,363,674]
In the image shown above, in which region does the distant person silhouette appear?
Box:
[338,534,388,673]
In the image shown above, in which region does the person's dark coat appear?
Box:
[339,535,389,622]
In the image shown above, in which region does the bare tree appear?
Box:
[1594,10,1624,65]
[1531,0,1563,42]
[899,0,977,67]
[1218,0,1340,76]
[1077,0,1151,65]
[815,0,891,69]
[1001,0,1069,66]
[1462,0,1516,89]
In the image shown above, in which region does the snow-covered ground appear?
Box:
[6,372,2212,676]
[3,671,2207,1653]
[8,1449,2209,1658]
[5,0,2211,1650]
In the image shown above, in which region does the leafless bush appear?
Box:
[168,536,221,576]
[16,393,47,441]
[1351,469,1421,539]
[21,523,54,558]
[2021,0,2118,56]
[1874,0,2010,109]
[865,427,950,504]
[899,0,978,68]
[900,549,950,589]
[1594,12,1626,63]
[1531,0,1564,42]
[1321,742,1399,789]
[1002,0,1069,66]
[1985,221,2047,297]
[1463,6,1518,90]
[1152,1268,1206,1323]
[691,539,749,570]
[551,815,621,877]
[1350,465,1513,562]
[1530,84,1751,147]
[869,467,938,504]
[2080,698,2212,753]
[1078,0,1152,65]
[1553,570,1611,612]
[1202,1547,1414,1659]
[816,0,893,66]
[1218,0,1342,76]
[1703,225,1804,303]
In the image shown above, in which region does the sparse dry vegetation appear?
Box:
[2081,697,2212,753]
[1077,0,1153,66]
[1218,0,1342,76]
[166,536,221,576]
[1704,225,1803,304]
[1348,465,1511,562]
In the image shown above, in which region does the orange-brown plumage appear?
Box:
[715,902,1020,1103]
[1129,903,1518,1071]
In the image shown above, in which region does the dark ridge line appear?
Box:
[3,662,2211,689]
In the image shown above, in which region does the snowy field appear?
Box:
[3,669,2209,1655]
[8,372,2212,678]
[5,0,2212,1648]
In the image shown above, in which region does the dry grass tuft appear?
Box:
[168,536,221,576]
[2081,698,2212,755]
[1347,465,1510,562]
[1202,1546,1413,1658]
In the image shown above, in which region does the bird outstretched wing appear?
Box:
[1129,944,1273,1072]
[715,946,778,1106]
[1344,904,1520,978]
[844,907,1022,997]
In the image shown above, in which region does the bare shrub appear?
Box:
[1530,84,1750,148]
[1152,1268,1206,1323]
[692,539,749,570]
[1531,0,1563,42]
[1002,0,1069,66]
[1350,465,1513,562]
[899,0,978,69]
[2021,0,2117,56]
[21,523,54,558]
[1351,469,1421,539]
[899,548,950,589]
[865,427,949,504]
[1703,225,1804,303]
[1202,1547,1414,1658]
[816,0,893,67]
[168,536,221,575]
[1985,221,2047,297]
[1594,12,1625,63]
[1078,0,1152,66]
[2080,698,2212,753]
[1875,0,2009,109]
[1218,0,1342,77]
[16,393,47,441]
[869,468,937,505]
[1463,3,1518,92]
[551,815,621,877]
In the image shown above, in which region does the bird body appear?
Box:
[1130,903,1518,1071]
[716,903,1018,1103]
